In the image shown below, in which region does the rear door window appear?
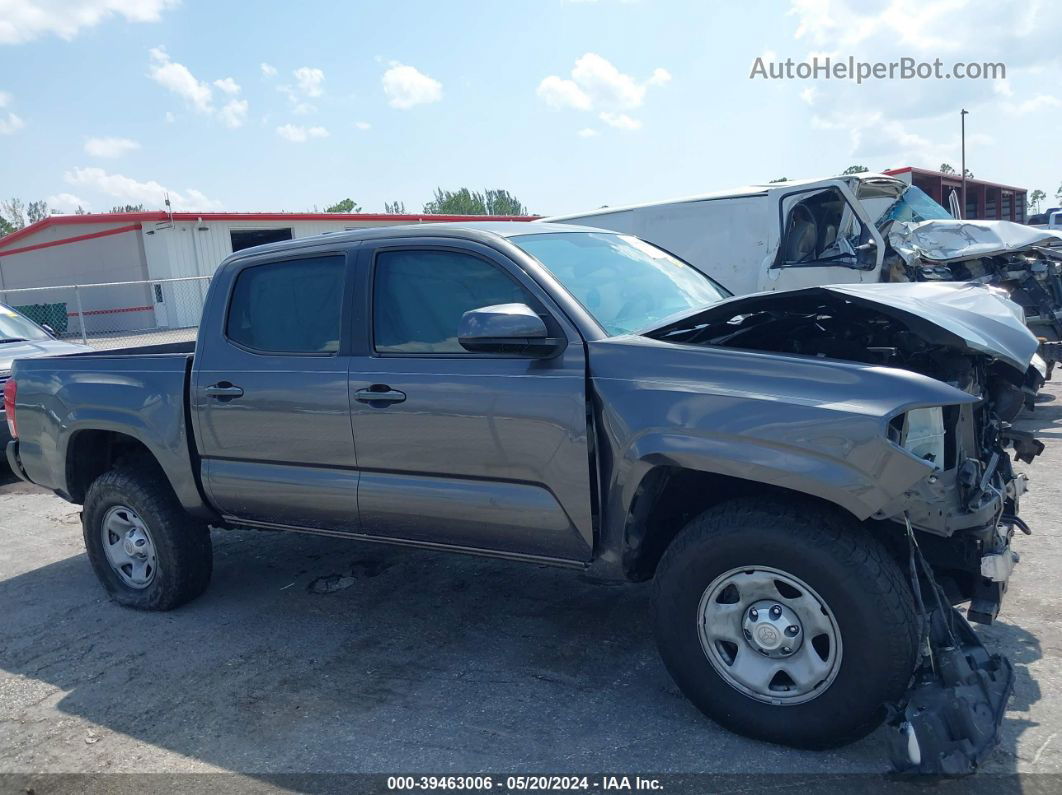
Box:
[226,256,345,353]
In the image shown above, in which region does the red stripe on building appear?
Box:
[68,305,154,318]
[0,224,141,257]
[0,212,538,251]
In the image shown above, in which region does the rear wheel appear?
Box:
[83,459,212,610]
[651,498,917,749]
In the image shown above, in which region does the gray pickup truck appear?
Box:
[4,222,1040,766]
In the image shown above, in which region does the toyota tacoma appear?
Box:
[4,223,1041,771]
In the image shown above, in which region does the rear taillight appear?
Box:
[3,379,16,439]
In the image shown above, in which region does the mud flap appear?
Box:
[885,517,1015,775]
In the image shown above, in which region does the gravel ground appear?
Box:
[1,382,1061,789]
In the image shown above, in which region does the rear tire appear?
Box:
[83,458,212,610]
[651,497,917,749]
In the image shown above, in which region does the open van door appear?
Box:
[764,180,885,292]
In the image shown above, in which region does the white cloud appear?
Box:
[382,62,442,109]
[218,99,248,128]
[536,53,669,132]
[164,110,176,123]
[0,111,22,134]
[46,192,88,212]
[537,76,592,111]
[770,0,1062,168]
[1005,94,1061,114]
[64,166,222,211]
[538,53,668,112]
[293,66,325,97]
[260,62,278,78]
[0,89,23,133]
[577,127,599,138]
[599,111,641,130]
[148,46,213,113]
[0,0,178,44]
[147,48,251,129]
[647,68,672,87]
[84,136,140,157]
[354,120,371,130]
[276,123,329,142]
[213,77,241,95]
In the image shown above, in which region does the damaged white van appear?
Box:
[546,173,1062,345]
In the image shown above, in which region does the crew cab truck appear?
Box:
[4,223,1034,758]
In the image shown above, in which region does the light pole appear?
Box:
[960,108,969,219]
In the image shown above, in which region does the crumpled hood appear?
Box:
[669,281,1038,375]
[888,218,1062,263]
[0,339,92,374]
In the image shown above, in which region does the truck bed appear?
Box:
[8,346,207,516]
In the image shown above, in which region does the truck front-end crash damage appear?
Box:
[884,219,1062,341]
[645,282,1040,773]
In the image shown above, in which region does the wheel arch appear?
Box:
[65,429,163,504]
[620,465,864,581]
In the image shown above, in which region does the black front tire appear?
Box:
[82,458,212,610]
[651,497,918,749]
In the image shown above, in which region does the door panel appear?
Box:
[349,243,593,560]
[192,252,359,532]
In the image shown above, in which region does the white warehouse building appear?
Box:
[0,211,533,340]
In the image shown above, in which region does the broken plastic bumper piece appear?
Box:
[887,609,1013,776]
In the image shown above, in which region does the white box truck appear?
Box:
[545,173,1062,341]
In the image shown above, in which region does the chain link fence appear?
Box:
[0,276,212,351]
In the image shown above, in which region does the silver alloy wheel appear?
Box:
[697,566,842,705]
[100,505,158,589]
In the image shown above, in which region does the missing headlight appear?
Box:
[897,407,945,469]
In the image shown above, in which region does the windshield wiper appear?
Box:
[0,337,29,344]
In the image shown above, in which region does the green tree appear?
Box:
[27,200,49,224]
[2,198,26,230]
[484,189,528,216]
[325,198,361,213]
[939,163,955,174]
[111,204,146,213]
[768,177,789,183]
[383,200,407,214]
[424,187,487,215]
[841,165,869,175]
[963,168,974,179]
[1057,182,1062,201]
[1029,190,1046,213]
[0,216,14,238]
[423,187,529,215]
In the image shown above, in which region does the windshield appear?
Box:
[0,304,52,343]
[510,232,729,336]
[879,186,954,225]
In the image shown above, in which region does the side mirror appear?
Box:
[458,303,565,358]
[42,324,56,337]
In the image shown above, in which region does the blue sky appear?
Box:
[1,0,1059,216]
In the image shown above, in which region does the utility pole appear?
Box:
[960,108,969,219]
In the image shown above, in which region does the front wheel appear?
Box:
[651,498,918,749]
[83,459,212,610]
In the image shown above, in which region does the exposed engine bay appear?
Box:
[647,283,1044,551]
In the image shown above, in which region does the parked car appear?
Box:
[0,303,92,451]
[546,173,1062,344]
[4,223,1038,767]
[1028,208,1062,230]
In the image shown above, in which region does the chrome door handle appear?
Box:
[205,383,244,399]
[354,386,406,404]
